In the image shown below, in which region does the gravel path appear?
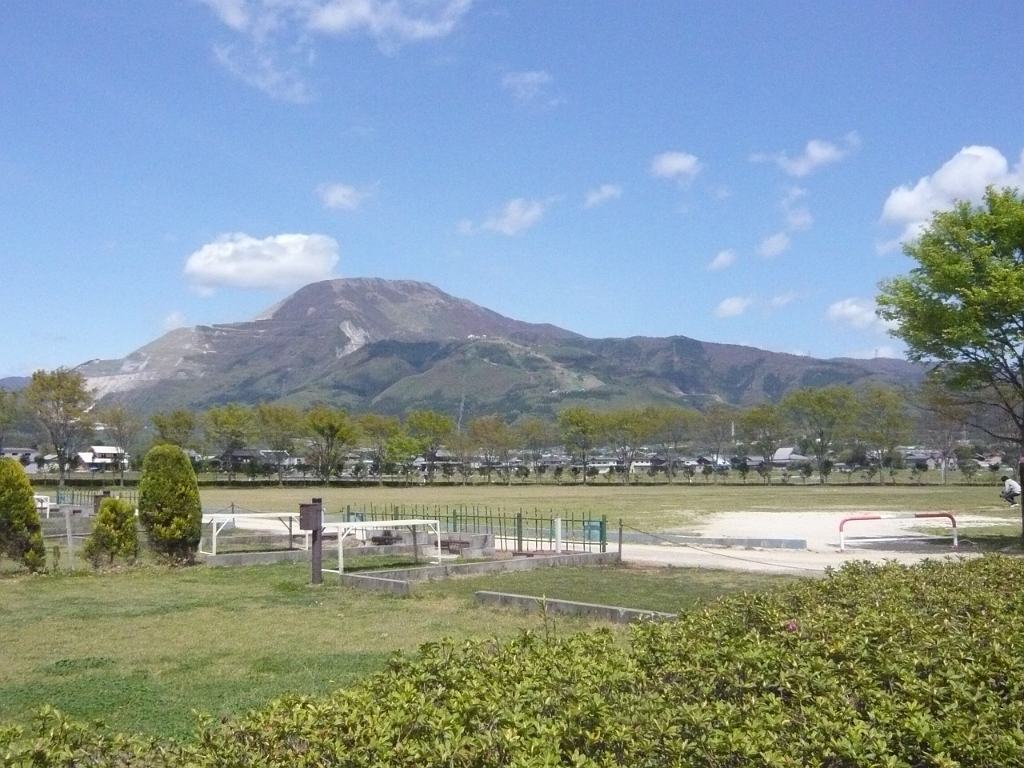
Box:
[621,510,1005,574]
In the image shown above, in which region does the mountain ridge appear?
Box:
[75,278,922,417]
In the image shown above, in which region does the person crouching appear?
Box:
[1000,475,1021,505]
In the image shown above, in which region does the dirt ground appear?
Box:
[621,511,1010,574]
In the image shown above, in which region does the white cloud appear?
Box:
[756,232,791,258]
[784,206,813,231]
[879,145,1024,247]
[583,184,622,208]
[770,291,797,309]
[502,70,555,105]
[826,298,897,334]
[752,132,860,177]
[465,198,546,236]
[161,311,188,331]
[199,0,476,100]
[650,151,702,181]
[707,249,736,271]
[317,182,369,210]
[184,232,339,290]
[714,296,752,318]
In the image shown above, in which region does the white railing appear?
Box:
[200,512,309,556]
[839,513,957,552]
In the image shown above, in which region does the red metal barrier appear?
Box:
[839,513,957,552]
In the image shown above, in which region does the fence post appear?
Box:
[618,518,623,562]
[600,515,608,553]
[516,512,524,552]
[554,517,562,554]
[63,506,75,571]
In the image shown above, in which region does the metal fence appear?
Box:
[335,503,607,553]
[53,488,138,509]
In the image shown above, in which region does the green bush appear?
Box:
[83,498,138,567]
[0,457,45,572]
[4,557,1024,765]
[137,445,202,564]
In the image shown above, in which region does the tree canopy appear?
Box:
[24,368,94,485]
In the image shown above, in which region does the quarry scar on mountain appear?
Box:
[74,278,922,418]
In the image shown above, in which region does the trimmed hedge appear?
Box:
[138,445,202,563]
[4,557,1024,766]
[0,458,44,571]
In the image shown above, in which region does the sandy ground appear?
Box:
[620,511,1007,574]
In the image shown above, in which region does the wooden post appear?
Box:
[63,507,75,571]
[299,498,324,585]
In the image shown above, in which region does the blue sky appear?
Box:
[2,1,1023,378]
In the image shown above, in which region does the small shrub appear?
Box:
[0,457,45,571]
[138,445,202,564]
[83,498,138,567]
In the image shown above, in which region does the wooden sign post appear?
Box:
[299,498,324,585]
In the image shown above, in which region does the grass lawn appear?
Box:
[0,562,796,739]
[196,483,1008,532]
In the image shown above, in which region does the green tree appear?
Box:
[604,407,659,484]
[385,434,421,485]
[405,410,454,483]
[857,384,911,484]
[782,386,857,483]
[151,410,196,448]
[204,404,255,480]
[653,406,699,483]
[468,415,515,484]
[700,403,738,484]
[557,407,604,485]
[0,389,21,455]
[877,188,1024,536]
[138,445,202,563]
[739,403,787,485]
[83,497,138,567]
[254,403,304,485]
[0,458,45,571]
[305,404,358,483]
[515,417,555,478]
[359,414,403,485]
[95,404,143,486]
[24,368,94,486]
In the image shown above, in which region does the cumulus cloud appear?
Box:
[199,0,476,100]
[460,198,548,236]
[714,296,752,318]
[650,151,702,181]
[317,182,369,210]
[583,184,622,208]
[752,132,860,177]
[879,145,1024,248]
[161,311,188,331]
[707,249,736,271]
[770,291,797,309]
[826,298,897,334]
[756,232,791,258]
[184,232,339,290]
[502,70,555,105]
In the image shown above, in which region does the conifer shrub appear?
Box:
[83,498,138,567]
[0,457,45,572]
[137,445,201,563]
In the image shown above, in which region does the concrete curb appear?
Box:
[474,591,676,624]
[622,532,807,549]
[351,551,619,584]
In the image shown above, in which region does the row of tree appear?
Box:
[0,364,988,486]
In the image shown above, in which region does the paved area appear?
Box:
[621,511,1004,574]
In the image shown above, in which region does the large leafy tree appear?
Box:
[95,404,143,485]
[0,458,45,571]
[781,386,857,483]
[204,404,256,480]
[856,384,910,483]
[151,410,197,448]
[604,408,659,484]
[405,410,454,483]
[24,368,94,486]
[653,406,699,483]
[557,407,604,484]
[359,414,402,485]
[138,445,202,563]
[739,403,787,484]
[254,402,304,485]
[467,415,515,484]
[305,404,359,483]
[877,187,1024,533]
[0,389,21,455]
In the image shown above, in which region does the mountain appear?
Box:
[0,376,29,391]
[76,278,923,418]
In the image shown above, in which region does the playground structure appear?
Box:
[839,512,958,552]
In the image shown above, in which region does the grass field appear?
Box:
[196,483,1012,532]
[0,562,795,738]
